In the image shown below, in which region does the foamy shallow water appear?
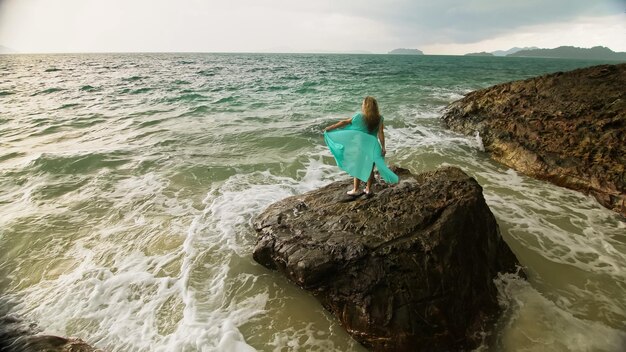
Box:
[1,53,624,351]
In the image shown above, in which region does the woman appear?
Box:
[323,96,399,196]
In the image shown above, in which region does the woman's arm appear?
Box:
[378,122,386,156]
[324,118,352,132]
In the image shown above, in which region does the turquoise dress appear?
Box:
[324,113,399,184]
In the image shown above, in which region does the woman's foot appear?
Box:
[346,189,362,196]
[364,188,373,197]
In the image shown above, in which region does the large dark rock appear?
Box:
[0,314,100,352]
[442,63,626,217]
[253,166,520,351]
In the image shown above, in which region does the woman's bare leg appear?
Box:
[365,169,374,193]
[352,177,361,192]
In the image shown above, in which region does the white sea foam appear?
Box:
[204,156,341,255]
[419,86,467,103]
[387,105,485,154]
[5,170,260,351]
[7,154,349,352]
[267,323,350,352]
[493,273,626,351]
[474,131,485,152]
[481,168,626,280]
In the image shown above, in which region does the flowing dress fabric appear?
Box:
[324,113,399,184]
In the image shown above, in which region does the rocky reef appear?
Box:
[442,63,625,216]
[253,166,520,351]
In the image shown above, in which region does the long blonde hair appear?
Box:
[362,96,381,132]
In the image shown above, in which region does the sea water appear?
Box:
[0,53,624,351]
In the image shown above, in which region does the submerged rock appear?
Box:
[0,315,100,352]
[442,63,626,217]
[253,166,520,351]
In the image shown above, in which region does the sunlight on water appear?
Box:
[0,53,624,351]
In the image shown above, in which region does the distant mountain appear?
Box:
[491,47,537,56]
[508,46,626,60]
[388,48,424,55]
[0,45,16,54]
[464,52,494,57]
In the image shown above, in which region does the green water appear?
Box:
[0,53,624,351]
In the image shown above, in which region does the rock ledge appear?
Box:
[442,63,626,216]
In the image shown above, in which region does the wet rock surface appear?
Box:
[0,314,100,352]
[442,63,626,216]
[253,166,520,351]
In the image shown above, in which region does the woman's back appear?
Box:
[349,113,383,136]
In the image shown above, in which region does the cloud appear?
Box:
[0,0,624,53]
[421,13,626,54]
[338,0,625,45]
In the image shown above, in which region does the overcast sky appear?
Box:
[0,0,624,54]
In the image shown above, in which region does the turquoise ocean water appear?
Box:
[0,53,625,351]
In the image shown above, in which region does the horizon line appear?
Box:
[0,44,622,56]
[0,50,437,55]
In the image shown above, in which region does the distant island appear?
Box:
[508,46,626,60]
[465,52,494,57]
[491,47,538,56]
[388,48,424,55]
